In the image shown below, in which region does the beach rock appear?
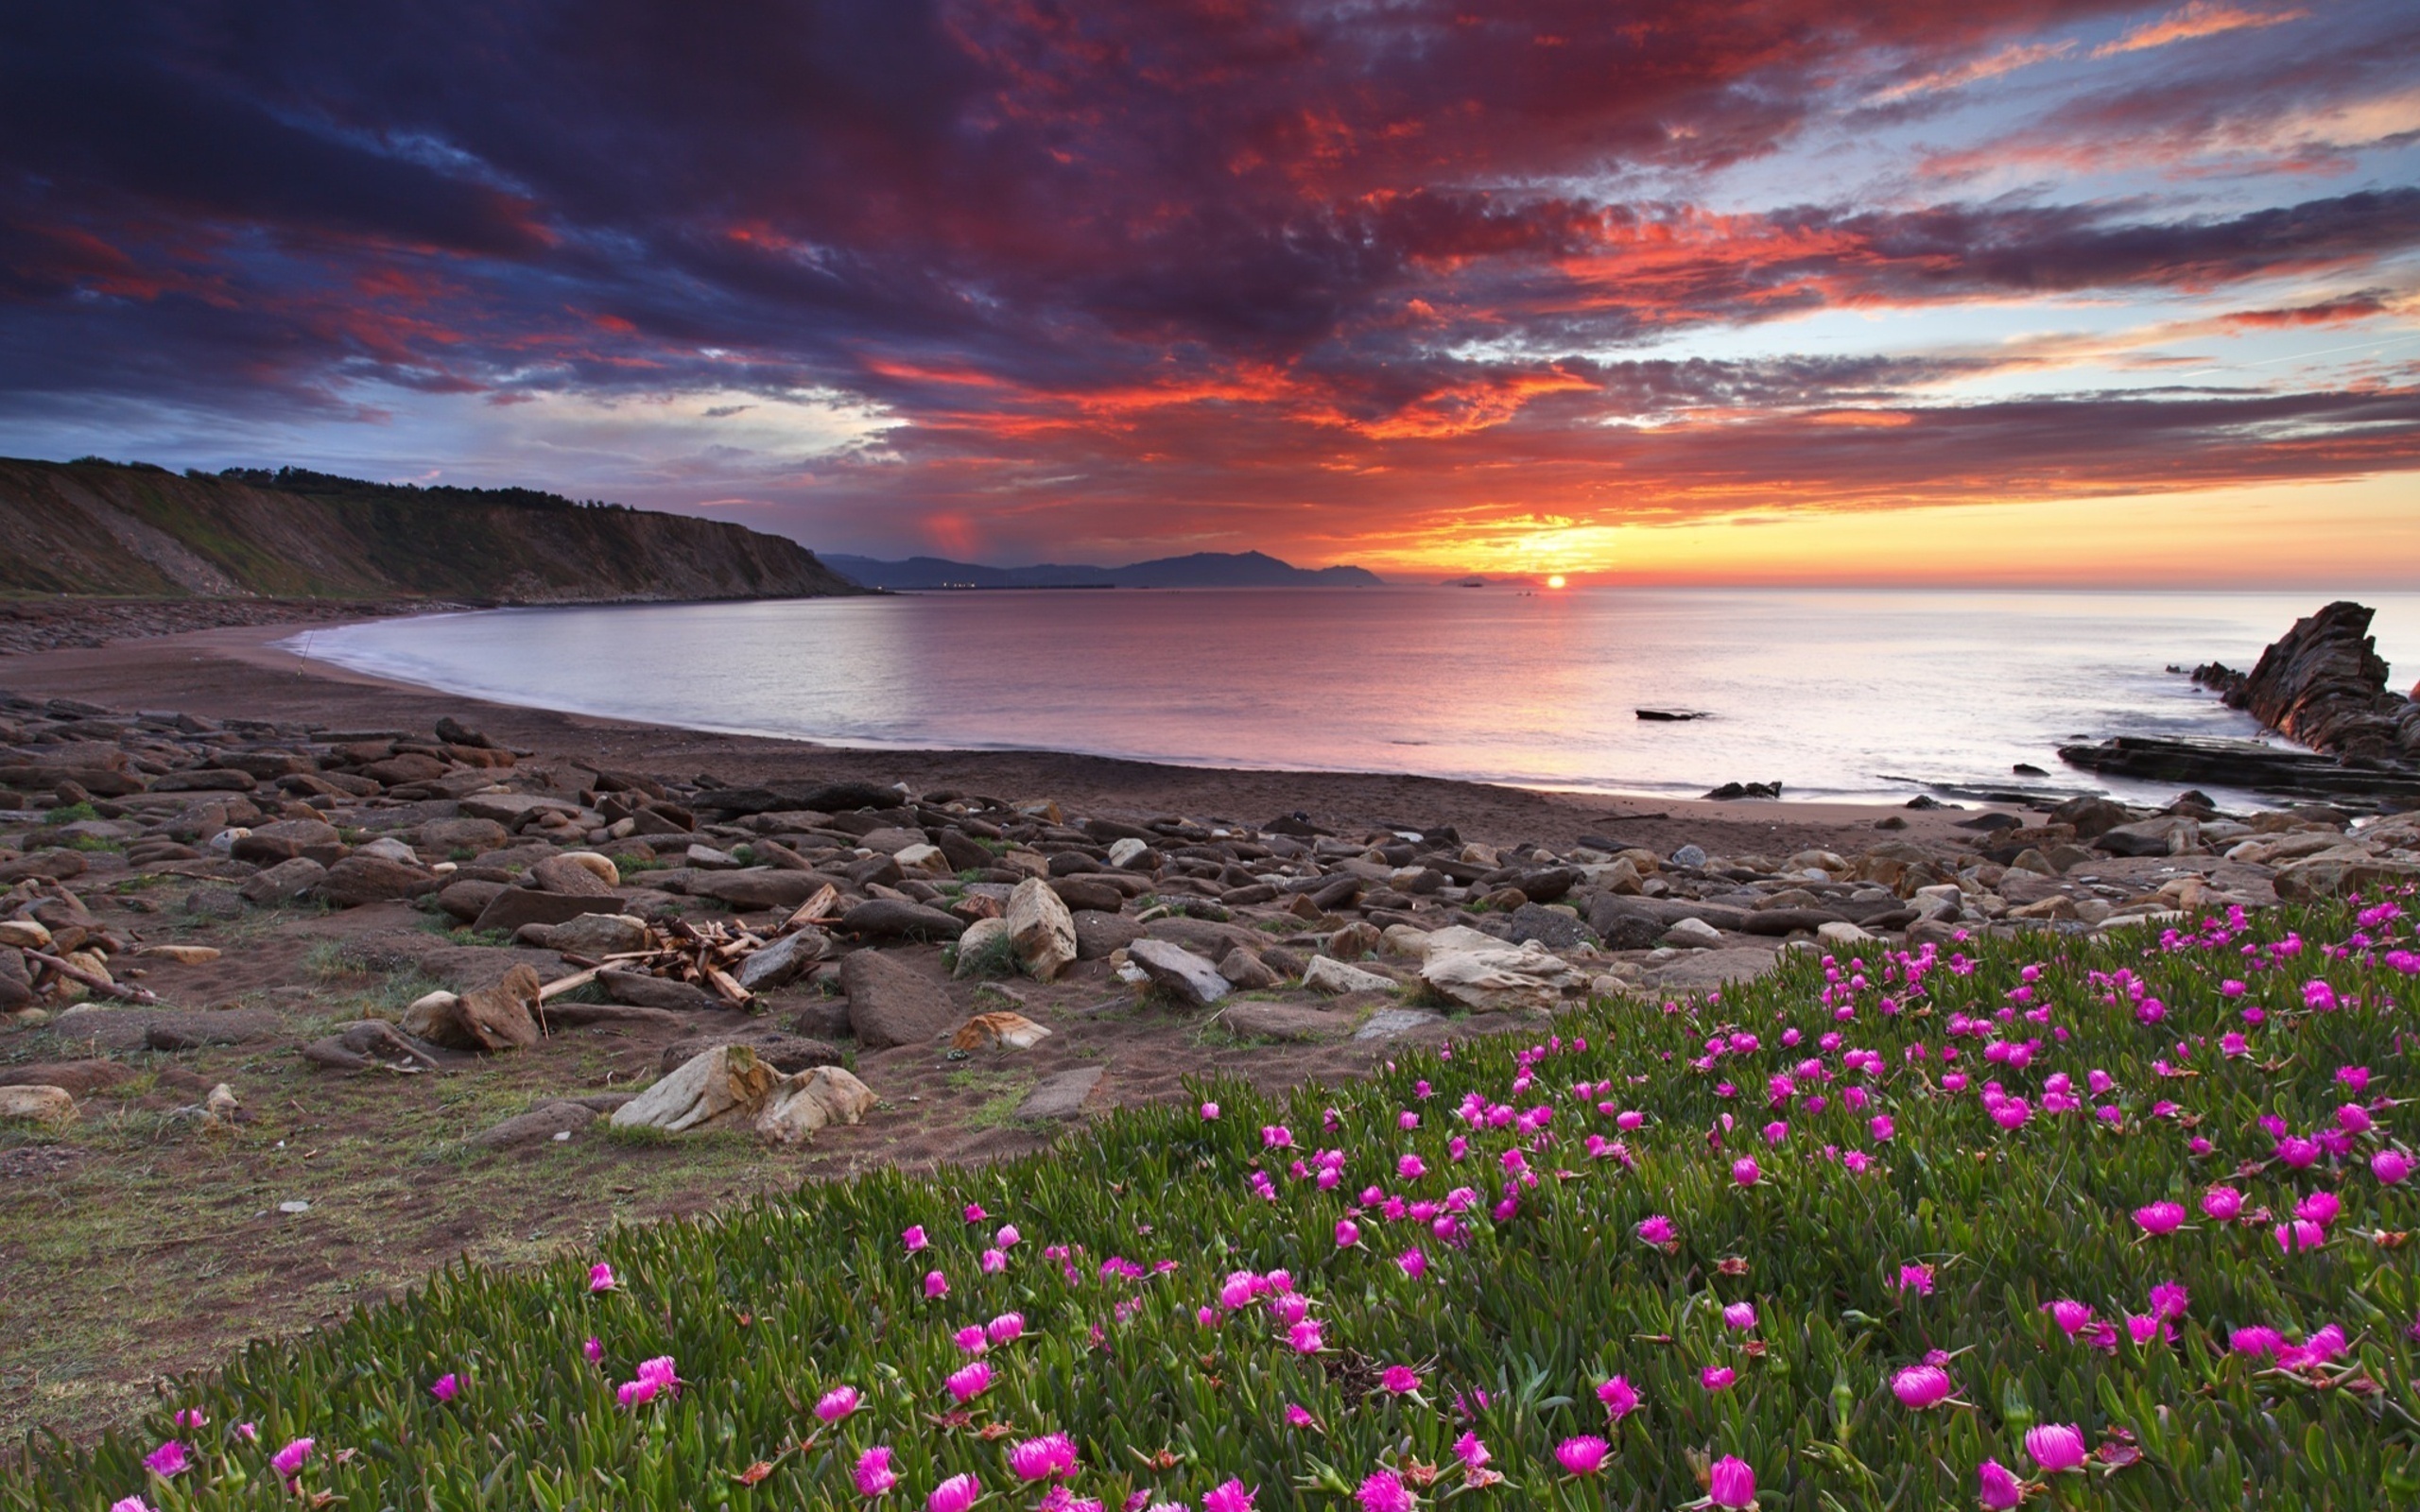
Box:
[1216,947,1282,990]
[2097,817,2199,856]
[302,1018,448,1074]
[0,1059,133,1098]
[1816,920,1875,947]
[1220,1002,1352,1042]
[436,878,508,922]
[1652,947,1781,990]
[2225,601,2405,758]
[1073,910,1145,959]
[1419,943,1584,1012]
[598,971,721,1012]
[612,1045,781,1134]
[1047,876,1125,915]
[1006,878,1079,981]
[240,856,328,905]
[952,917,1011,976]
[843,948,958,1049]
[452,965,544,1052]
[893,843,952,878]
[735,927,831,991]
[755,1065,877,1143]
[517,913,652,955]
[1128,938,1230,1008]
[1735,907,1839,937]
[1668,844,1708,869]
[661,1027,842,1075]
[951,1010,1051,1051]
[471,1101,597,1149]
[228,818,343,865]
[842,898,967,943]
[0,1085,76,1124]
[1303,955,1395,994]
[527,853,615,894]
[458,792,586,826]
[1107,836,1150,868]
[1582,899,1667,951]
[320,854,440,908]
[1014,1066,1103,1121]
[1513,867,1580,903]
[1661,917,1724,950]
[2274,856,2420,901]
[72,1007,283,1052]
[473,887,628,936]
[419,816,511,853]
[1496,902,1596,950]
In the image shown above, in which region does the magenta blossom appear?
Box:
[1978,1460,2024,1510]
[1200,1102,1220,1121]
[1357,1469,1414,1512]
[141,1442,188,1478]
[927,1471,982,1512]
[1202,1479,1257,1512]
[269,1438,316,1480]
[1636,1214,1677,1247]
[1554,1435,1611,1476]
[111,1500,156,1512]
[1731,1157,1762,1187]
[2025,1423,2087,1473]
[1598,1374,1640,1420]
[1891,1364,1955,1409]
[587,1263,616,1293]
[2376,1149,2413,1185]
[1722,1301,1757,1331]
[2202,1186,2244,1222]
[925,1269,950,1299]
[903,1225,928,1252]
[945,1359,994,1403]
[1379,1365,1421,1395]
[987,1312,1027,1346]
[1702,1366,1736,1392]
[1707,1456,1756,1509]
[815,1385,862,1422]
[1009,1432,1079,1481]
[855,1446,898,1497]
[429,1372,461,1403]
[2132,1201,2186,1236]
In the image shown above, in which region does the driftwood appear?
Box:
[300,1020,449,1074]
[27,950,160,1005]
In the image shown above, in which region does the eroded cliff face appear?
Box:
[0,458,863,603]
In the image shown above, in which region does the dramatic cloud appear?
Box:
[0,0,2413,573]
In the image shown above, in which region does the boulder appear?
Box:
[841,898,968,943]
[0,1060,133,1098]
[0,1085,76,1124]
[2225,601,2406,758]
[418,816,511,853]
[1073,910,1145,959]
[1497,902,1597,950]
[952,917,1011,976]
[1419,943,1585,1012]
[735,927,831,991]
[755,1065,878,1143]
[1302,955,1395,994]
[598,971,721,1012]
[1219,1002,1353,1042]
[1583,898,1668,951]
[527,853,616,894]
[1216,947,1282,990]
[1129,938,1231,1007]
[229,818,344,865]
[516,913,652,955]
[1048,876,1125,915]
[951,1011,1052,1051]
[458,792,587,826]
[239,856,328,905]
[1013,1066,1103,1122]
[693,868,832,911]
[320,854,441,908]
[455,965,544,1052]
[1325,920,1382,959]
[435,878,508,922]
[2097,816,2200,857]
[1006,878,1079,981]
[842,949,959,1049]
[1661,918,1725,950]
[1652,947,1781,991]
[1816,920,1875,947]
[473,887,628,936]
[612,1045,781,1134]
[2275,856,2420,901]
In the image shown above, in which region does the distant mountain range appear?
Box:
[824,549,1384,590]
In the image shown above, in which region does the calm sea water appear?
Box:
[288,589,2420,807]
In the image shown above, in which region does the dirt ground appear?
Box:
[0,617,2006,1446]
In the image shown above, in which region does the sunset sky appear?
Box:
[2,1,2415,582]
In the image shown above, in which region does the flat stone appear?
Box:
[48,1006,283,1054]
[1651,947,1780,992]
[435,878,508,922]
[735,927,831,991]
[695,868,834,910]
[0,1059,134,1098]
[1660,918,1725,950]
[1013,1066,1104,1121]
[471,1101,597,1150]
[842,898,968,943]
[527,853,616,894]
[320,854,441,908]
[472,887,630,936]
[756,1065,878,1143]
[1073,909,1144,959]
[1355,1006,1445,1040]
[0,1086,76,1124]
[1006,876,1078,981]
[1128,938,1230,1007]
[599,971,722,1012]
[1219,1002,1352,1042]
[1419,944,1586,1012]
[458,792,586,825]
[239,856,328,904]
[1303,955,1395,994]
[517,913,652,955]
[842,948,959,1049]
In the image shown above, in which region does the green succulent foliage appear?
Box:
[10,898,2419,1510]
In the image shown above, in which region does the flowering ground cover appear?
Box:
[14,895,2420,1511]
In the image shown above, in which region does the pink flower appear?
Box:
[1452,1433,1490,1468]
[1636,1214,1677,1246]
[1731,1157,1762,1186]
[1707,1455,1756,1509]
[269,1438,315,1480]
[945,1360,994,1402]
[587,1263,616,1293]
[171,1410,207,1430]
[995,1224,1021,1247]
[2024,1423,2087,1473]
[1892,1364,1954,1409]
[962,1203,987,1224]
[855,1446,898,1497]
[927,1471,982,1512]
[1009,1432,1078,1481]
[2201,1186,2244,1221]
[2132,1201,2185,1235]
[1554,1435,1610,1476]
[2045,1299,2092,1337]
[987,1312,1027,1346]
[111,1500,155,1512]
[142,1441,188,1478]
[1203,1480,1257,1512]
[2376,1149,2413,1185]
[816,1385,862,1422]
[1722,1301,1756,1331]
[430,1372,460,1402]
[1288,1319,1325,1353]
[1701,1365,1736,1391]
[2275,1219,2326,1253]
[1597,1374,1639,1420]
[1334,1219,1361,1248]
[1869,1114,1894,1143]
[1379,1365,1421,1395]
[1397,1154,1426,1180]
[1396,1248,1427,1280]
[583,1334,604,1365]
[1200,1102,1220,1120]
[1978,1459,2024,1510]
[1284,1403,1317,1429]
[955,1325,990,1354]
[925,1269,950,1299]
[903,1226,929,1252]
[1357,1469,1414,1512]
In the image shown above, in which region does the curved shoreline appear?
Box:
[0,615,2021,856]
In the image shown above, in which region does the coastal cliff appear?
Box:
[0,457,861,605]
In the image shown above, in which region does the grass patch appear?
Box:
[43,802,98,824]
[9,899,2420,1509]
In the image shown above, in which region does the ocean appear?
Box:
[286,588,2420,807]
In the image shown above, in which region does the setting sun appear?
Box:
[1546,575,1567,589]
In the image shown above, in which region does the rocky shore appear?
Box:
[0,596,449,657]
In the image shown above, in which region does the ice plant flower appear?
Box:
[928,1471,982,1512]
[2375,1149,2412,1185]
[816,1385,862,1422]
[430,1372,460,1401]
[2202,1186,2244,1221]
[1357,1469,1414,1512]
[1731,1157,1762,1186]
[988,1312,1027,1346]
[2133,1201,2186,1235]
[1554,1435,1610,1475]
[945,1359,994,1402]
[1637,1214,1677,1246]
[1334,1219,1360,1248]
[1379,1364,1421,1394]
[111,1500,155,1512]
[1897,1263,1935,1296]
[1891,1364,1954,1409]
[1200,1102,1220,1121]
[1203,1480,1256,1512]
[270,1437,315,1481]
[588,1263,616,1292]
[1977,1460,2024,1510]
[1722,1301,1757,1331]
[1598,1374,1639,1420]
[141,1442,187,1478]
[583,1334,604,1365]
[855,1446,898,1497]
[2024,1423,2087,1473]
[903,1225,928,1252]
[1707,1456,1755,1509]
[1009,1432,1078,1481]
[1702,1366,1736,1391]
[925,1269,950,1298]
